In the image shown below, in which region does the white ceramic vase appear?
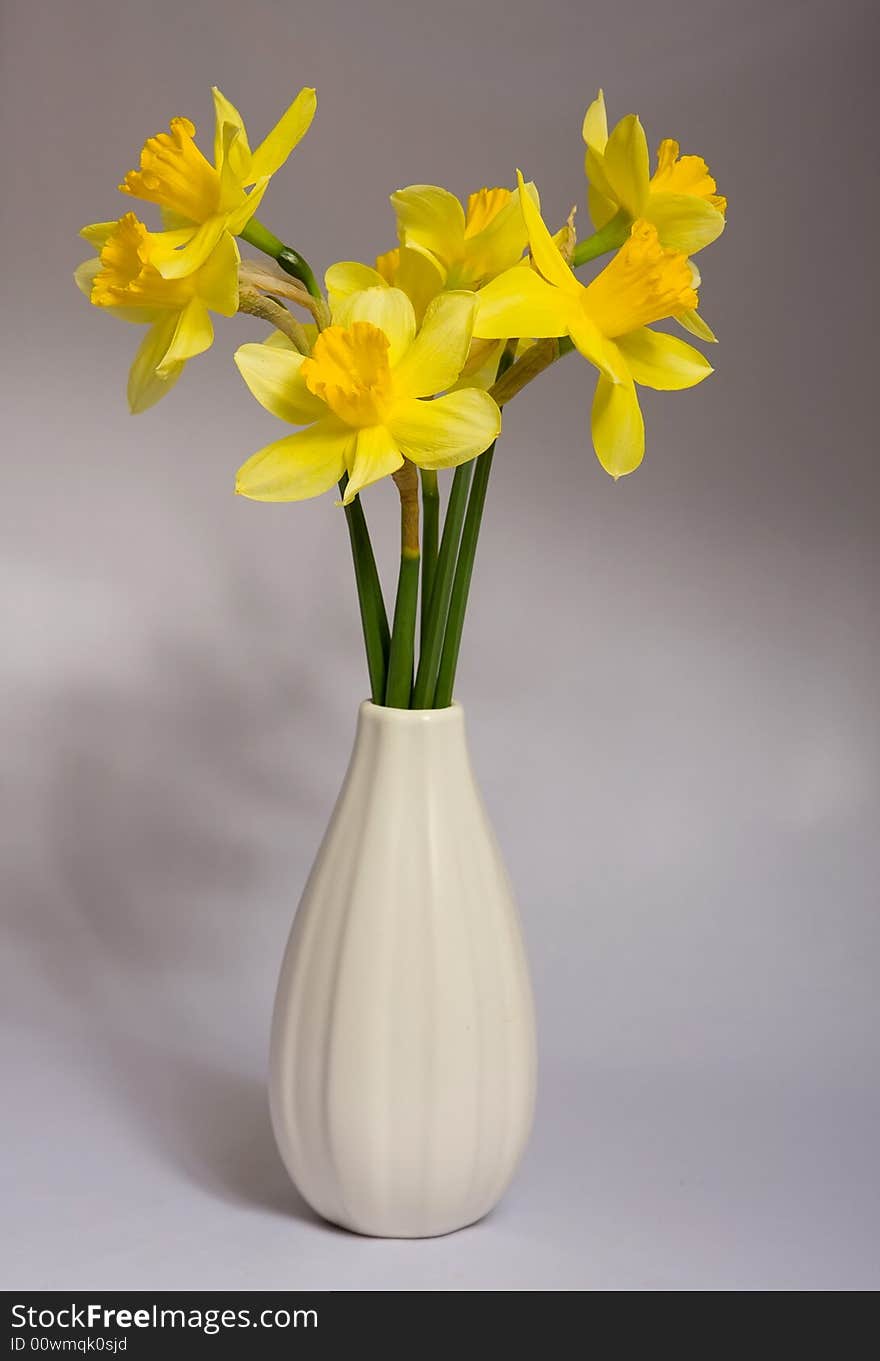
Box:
[269,701,536,1238]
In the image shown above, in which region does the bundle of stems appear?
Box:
[351,347,515,710]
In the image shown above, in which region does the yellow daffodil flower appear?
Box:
[389,182,540,290]
[583,89,726,257]
[234,288,501,504]
[325,250,442,328]
[474,173,713,478]
[325,181,538,324]
[75,211,239,413]
[108,85,316,280]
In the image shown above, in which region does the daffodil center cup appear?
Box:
[301,322,395,427]
[445,187,516,289]
[463,186,512,238]
[120,116,222,224]
[650,139,727,213]
[582,219,698,337]
[91,212,194,311]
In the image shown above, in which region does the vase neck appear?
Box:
[350,700,470,774]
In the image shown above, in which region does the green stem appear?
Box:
[572,210,630,268]
[339,476,390,703]
[384,462,420,708]
[239,218,322,301]
[432,441,497,709]
[410,463,473,709]
[419,469,440,650]
[385,551,420,708]
[432,347,516,708]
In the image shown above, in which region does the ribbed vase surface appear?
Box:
[269,701,536,1238]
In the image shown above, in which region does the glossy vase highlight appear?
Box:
[269,701,536,1238]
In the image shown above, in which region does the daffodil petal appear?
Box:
[234,343,326,424]
[645,192,725,253]
[392,245,446,322]
[127,316,185,414]
[591,375,645,478]
[151,226,200,253]
[333,286,416,365]
[452,338,506,391]
[343,425,404,502]
[568,317,628,384]
[390,185,465,263]
[387,390,501,470]
[326,261,386,309]
[601,114,650,217]
[215,111,251,194]
[464,181,535,280]
[392,291,476,398]
[79,221,119,247]
[154,217,226,279]
[236,415,350,502]
[263,329,298,349]
[474,265,572,340]
[196,231,240,316]
[584,147,621,211]
[160,299,214,371]
[225,178,270,235]
[516,171,579,295]
[615,327,713,390]
[74,258,101,297]
[160,207,193,230]
[249,87,317,180]
[582,89,608,153]
[677,308,717,344]
[212,87,250,170]
[218,123,252,202]
[587,183,619,231]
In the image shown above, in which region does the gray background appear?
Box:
[2,0,878,1291]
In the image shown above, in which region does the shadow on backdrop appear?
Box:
[5,578,344,1221]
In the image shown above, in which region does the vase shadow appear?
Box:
[3,573,358,1230]
[110,1040,326,1224]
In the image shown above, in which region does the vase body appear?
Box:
[269,701,536,1238]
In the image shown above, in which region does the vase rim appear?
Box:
[358,699,464,726]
